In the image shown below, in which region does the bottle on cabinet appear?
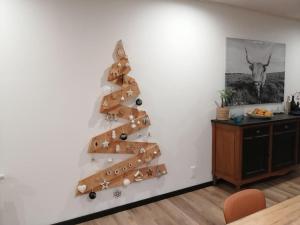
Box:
[290,95,297,111]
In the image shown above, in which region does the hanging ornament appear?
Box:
[146,168,153,177]
[131,124,136,129]
[134,170,144,182]
[120,96,125,101]
[89,191,96,200]
[120,133,128,140]
[112,130,116,139]
[102,99,109,108]
[129,115,134,120]
[102,140,109,148]
[113,114,118,121]
[123,178,131,187]
[113,189,122,198]
[143,116,150,125]
[136,98,142,106]
[116,144,121,152]
[156,168,167,178]
[110,67,118,78]
[137,120,141,125]
[139,148,146,154]
[137,159,142,163]
[117,62,122,67]
[100,179,110,190]
[77,184,87,194]
[127,89,133,96]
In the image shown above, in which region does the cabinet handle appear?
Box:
[256,130,261,134]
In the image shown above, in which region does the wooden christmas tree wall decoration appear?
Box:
[76,41,167,198]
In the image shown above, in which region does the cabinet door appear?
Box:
[242,127,269,179]
[272,122,297,171]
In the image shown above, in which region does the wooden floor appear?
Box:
[80,168,300,225]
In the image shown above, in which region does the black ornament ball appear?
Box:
[120,133,128,140]
[89,191,97,200]
[136,98,143,106]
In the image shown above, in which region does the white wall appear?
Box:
[0,0,300,224]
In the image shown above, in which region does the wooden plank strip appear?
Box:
[88,114,151,153]
[89,141,157,154]
[106,164,167,190]
[77,146,162,195]
[104,105,146,121]
[100,81,140,112]
[108,58,131,82]
[77,164,167,195]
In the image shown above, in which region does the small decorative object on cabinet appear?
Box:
[284,96,291,114]
[231,115,244,124]
[76,40,167,197]
[216,88,233,120]
[212,114,299,189]
[247,108,273,119]
[289,92,300,115]
[290,95,297,111]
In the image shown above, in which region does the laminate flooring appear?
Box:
[80,168,300,225]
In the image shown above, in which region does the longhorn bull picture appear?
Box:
[225,38,285,105]
[245,48,272,100]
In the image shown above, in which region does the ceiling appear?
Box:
[206,0,300,21]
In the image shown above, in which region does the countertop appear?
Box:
[211,114,300,126]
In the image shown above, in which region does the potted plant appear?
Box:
[216,88,233,120]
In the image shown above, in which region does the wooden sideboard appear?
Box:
[212,114,300,189]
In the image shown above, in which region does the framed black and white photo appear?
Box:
[226,38,286,105]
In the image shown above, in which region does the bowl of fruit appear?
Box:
[247,108,273,119]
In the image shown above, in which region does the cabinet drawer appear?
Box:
[273,122,297,133]
[243,126,269,138]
